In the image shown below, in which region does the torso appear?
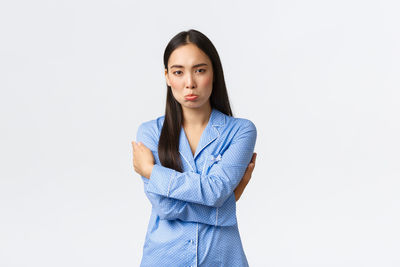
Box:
[139,108,251,266]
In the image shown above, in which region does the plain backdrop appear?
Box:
[1,0,399,266]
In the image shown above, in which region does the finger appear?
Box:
[242,169,252,183]
[248,162,255,170]
[132,141,141,151]
[245,164,254,173]
[138,142,151,151]
[244,163,255,179]
[251,152,257,163]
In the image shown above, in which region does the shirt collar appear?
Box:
[179,107,226,171]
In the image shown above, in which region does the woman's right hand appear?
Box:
[234,152,257,202]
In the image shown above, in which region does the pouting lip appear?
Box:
[185,94,198,97]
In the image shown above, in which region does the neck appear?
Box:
[182,104,212,128]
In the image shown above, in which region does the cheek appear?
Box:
[199,75,213,88]
[169,78,182,89]
[169,79,184,98]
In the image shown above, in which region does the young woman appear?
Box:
[132,29,257,267]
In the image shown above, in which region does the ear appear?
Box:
[165,69,171,87]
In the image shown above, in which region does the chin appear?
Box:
[183,102,209,110]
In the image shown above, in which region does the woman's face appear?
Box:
[165,43,214,110]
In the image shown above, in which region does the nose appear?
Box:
[185,73,196,89]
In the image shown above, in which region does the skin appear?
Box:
[132,42,257,201]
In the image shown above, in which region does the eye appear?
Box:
[196,69,206,73]
[173,70,183,75]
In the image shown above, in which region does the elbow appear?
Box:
[154,206,177,220]
[157,211,173,220]
[153,197,187,220]
[146,192,180,220]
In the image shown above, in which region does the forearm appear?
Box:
[142,177,237,226]
[147,164,243,207]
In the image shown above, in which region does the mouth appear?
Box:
[185,94,199,101]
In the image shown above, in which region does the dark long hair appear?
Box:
[158,29,233,172]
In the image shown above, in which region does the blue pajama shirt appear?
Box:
[135,108,257,266]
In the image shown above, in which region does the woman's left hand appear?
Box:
[131,141,155,179]
[234,152,257,201]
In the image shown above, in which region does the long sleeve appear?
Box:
[136,122,237,226]
[146,119,257,208]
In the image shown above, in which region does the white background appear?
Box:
[1,0,399,266]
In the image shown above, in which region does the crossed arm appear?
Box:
[132,120,257,226]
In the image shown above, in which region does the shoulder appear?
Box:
[215,112,257,147]
[137,115,164,134]
[225,114,257,134]
[136,115,165,150]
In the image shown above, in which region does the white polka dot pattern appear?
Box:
[135,108,256,266]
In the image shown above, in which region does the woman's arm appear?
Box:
[141,176,237,226]
[140,155,256,226]
[234,152,257,201]
[134,122,242,226]
[146,120,257,208]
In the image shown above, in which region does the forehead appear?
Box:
[168,43,211,67]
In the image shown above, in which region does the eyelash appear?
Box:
[173,69,206,75]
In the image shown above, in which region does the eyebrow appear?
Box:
[170,63,208,69]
